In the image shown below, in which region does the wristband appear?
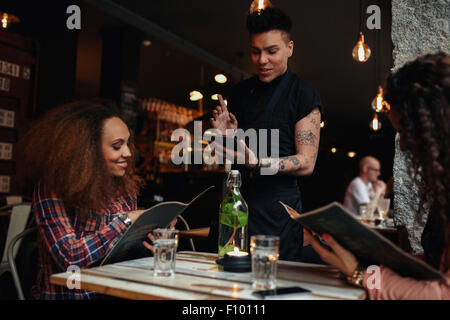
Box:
[118,212,132,226]
[347,264,366,287]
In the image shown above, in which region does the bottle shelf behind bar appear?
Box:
[136,97,224,176]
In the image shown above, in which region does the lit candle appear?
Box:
[218,246,251,272]
[226,247,249,257]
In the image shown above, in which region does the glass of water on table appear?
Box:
[250,235,280,290]
[153,228,179,277]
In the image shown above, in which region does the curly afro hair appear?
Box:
[384,52,450,270]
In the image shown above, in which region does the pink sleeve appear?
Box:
[363,265,450,300]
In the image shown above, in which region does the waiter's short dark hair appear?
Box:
[246,7,292,42]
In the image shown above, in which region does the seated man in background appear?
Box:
[343,156,386,215]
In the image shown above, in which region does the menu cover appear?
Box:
[100,185,216,266]
[280,201,444,281]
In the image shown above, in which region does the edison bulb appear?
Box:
[250,0,273,14]
[371,86,390,113]
[1,13,8,29]
[370,113,381,131]
[352,32,371,63]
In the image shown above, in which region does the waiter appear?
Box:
[211,6,323,261]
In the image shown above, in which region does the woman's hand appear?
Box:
[127,209,146,224]
[303,228,359,277]
[142,218,178,254]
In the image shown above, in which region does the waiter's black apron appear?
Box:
[237,70,304,262]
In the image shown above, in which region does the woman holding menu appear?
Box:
[305,52,450,299]
[20,100,149,299]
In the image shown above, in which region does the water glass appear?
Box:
[359,204,372,223]
[250,235,280,290]
[153,228,179,277]
[358,204,368,218]
[376,198,391,220]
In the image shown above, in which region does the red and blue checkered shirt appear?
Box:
[31,183,136,300]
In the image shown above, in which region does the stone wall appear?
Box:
[391,0,450,69]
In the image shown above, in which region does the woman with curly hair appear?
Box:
[305,52,450,299]
[20,100,151,299]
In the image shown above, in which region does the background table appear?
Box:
[50,251,366,300]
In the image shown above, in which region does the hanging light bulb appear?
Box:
[347,151,357,158]
[249,0,273,14]
[189,90,203,101]
[352,32,371,63]
[370,113,381,131]
[371,86,390,113]
[320,121,325,129]
[0,12,20,29]
[214,74,227,84]
[1,13,7,29]
[211,94,219,101]
[331,147,337,153]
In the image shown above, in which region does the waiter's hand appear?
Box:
[210,94,238,135]
[211,138,258,167]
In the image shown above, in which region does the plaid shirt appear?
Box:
[31,183,136,300]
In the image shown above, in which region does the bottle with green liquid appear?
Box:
[218,170,249,258]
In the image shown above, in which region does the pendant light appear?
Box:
[352,1,371,63]
[352,32,371,63]
[370,113,381,131]
[249,0,273,14]
[1,12,20,29]
[371,86,390,113]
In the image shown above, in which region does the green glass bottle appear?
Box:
[218,170,249,258]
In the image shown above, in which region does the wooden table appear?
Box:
[50,251,366,300]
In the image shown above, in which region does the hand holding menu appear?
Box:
[280,201,444,281]
[100,185,216,266]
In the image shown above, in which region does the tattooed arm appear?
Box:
[259,108,321,176]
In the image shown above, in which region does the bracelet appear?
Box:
[118,212,132,226]
[259,158,271,168]
[347,264,366,287]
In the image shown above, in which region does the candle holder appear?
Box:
[216,251,251,273]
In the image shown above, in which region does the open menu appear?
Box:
[280,201,444,281]
[100,185,216,266]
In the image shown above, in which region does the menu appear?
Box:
[281,201,444,281]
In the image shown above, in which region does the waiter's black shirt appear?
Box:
[227,69,324,261]
[228,69,324,193]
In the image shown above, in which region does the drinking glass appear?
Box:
[376,198,391,220]
[153,228,179,277]
[359,203,373,224]
[250,235,280,290]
